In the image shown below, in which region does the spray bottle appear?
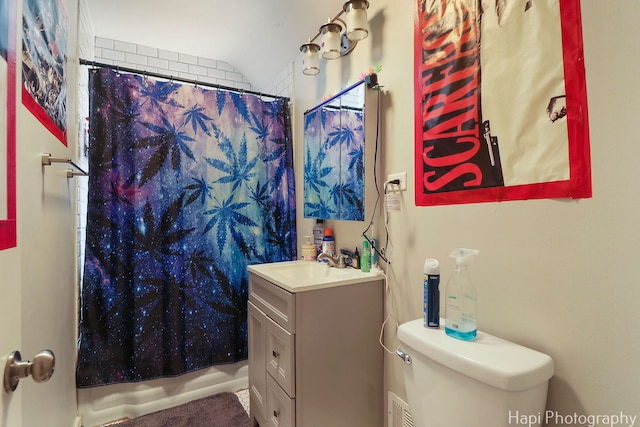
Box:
[444,248,480,341]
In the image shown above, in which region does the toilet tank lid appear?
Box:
[397,319,554,392]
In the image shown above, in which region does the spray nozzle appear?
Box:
[449,248,480,265]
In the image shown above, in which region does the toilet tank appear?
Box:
[397,319,554,427]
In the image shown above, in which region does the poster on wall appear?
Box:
[1,0,17,250]
[414,0,591,206]
[22,0,67,146]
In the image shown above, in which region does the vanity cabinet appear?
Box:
[247,269,384,427]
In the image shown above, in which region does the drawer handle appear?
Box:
[272,350,279,358]
[273,410,280,418]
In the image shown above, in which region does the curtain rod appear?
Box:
[79,59,290,102]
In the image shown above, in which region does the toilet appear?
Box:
[397,319,554,427]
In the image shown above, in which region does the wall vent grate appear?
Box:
[387,391,414,427]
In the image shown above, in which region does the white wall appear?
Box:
[292,0,640,425]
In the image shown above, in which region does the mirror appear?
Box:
[303,80,366,221]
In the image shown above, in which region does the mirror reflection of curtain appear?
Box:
[0,0,7,59]
[77,68,296,387]
[304,105,364,220]
[334,107,365,220]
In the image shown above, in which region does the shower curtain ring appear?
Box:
[116,65,120,76]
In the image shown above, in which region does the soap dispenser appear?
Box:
[301,236,317,261]
[444,248,479,341]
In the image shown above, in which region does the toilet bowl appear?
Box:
[397,319,554,427]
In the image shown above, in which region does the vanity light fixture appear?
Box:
[299,0,370,76]
[343,0,370,41]
[320,22,343,60]
[300,42,321,75]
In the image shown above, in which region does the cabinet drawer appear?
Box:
[266,316,295,397]
[249,273,295,333]
[266,375,295,427]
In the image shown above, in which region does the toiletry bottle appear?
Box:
[445,248,479,341]
[301,236,317,261]
[370,238,378,268]
[352,247,361,269]
[313,219,325,254]
[423,258,440,328]
[322,227,335,256]
[360,239,371,272]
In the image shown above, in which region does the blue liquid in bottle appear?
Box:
[444,326,477,341]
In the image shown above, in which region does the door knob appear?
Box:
[3,350,55,393]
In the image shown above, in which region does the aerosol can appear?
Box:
[423,259,440,328]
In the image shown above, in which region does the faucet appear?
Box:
[317,252,347,268]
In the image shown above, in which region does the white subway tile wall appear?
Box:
[92,36,293,97]
[95,36,254,91]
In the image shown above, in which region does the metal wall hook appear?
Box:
[66,169,88,178]
[41,153,88,177]
[3,350,55,393]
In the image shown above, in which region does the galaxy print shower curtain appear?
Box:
[77,68,296,387]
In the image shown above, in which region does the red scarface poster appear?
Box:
[414,0,591,206]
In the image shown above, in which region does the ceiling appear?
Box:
[85,0,347,91]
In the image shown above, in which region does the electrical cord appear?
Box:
[356,81,401,355]
[377,224,401,356]
[379,314,401,355]
[377,178,402,355]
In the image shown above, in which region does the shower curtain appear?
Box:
[76,68,296,387]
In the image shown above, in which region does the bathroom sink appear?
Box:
[248,260,383,292]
